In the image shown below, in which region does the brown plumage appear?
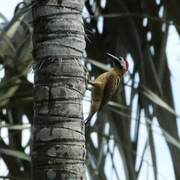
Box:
[85,54,128,124]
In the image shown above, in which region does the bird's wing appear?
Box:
[92,72,109,101]
[99,74,121,110]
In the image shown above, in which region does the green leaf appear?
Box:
[145,118,180,150]
[162,130,180,149]
[142,86,179,117]
[0,33,16,57]
[108,100,130,110]
[0,76,21,107]
[109,106,180,150]
[3,2,33,35]
[0,123,30,130]
[0,149,31,161]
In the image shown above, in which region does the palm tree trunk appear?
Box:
[32,0,86,179]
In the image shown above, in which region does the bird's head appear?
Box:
[107,53,129,72]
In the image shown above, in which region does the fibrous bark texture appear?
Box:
[32,0,86,179]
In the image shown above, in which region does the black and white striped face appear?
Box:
[118,57,129,72]
[107,53,129,72]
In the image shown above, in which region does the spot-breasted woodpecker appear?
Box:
[85,53,129,124]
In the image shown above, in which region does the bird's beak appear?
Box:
[107,53,120,62]
[107,53,127,70]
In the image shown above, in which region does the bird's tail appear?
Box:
[85,112,95,125]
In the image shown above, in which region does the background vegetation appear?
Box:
[0,0,180,179]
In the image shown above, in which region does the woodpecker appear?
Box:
[85,53,129,124]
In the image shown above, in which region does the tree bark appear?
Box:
[32,0,86,179]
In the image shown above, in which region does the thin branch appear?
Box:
[91,130,167,180]
[0,176,30,180]
[106,139,121,180]
[84,12,178,27]
[136,140,148,176]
